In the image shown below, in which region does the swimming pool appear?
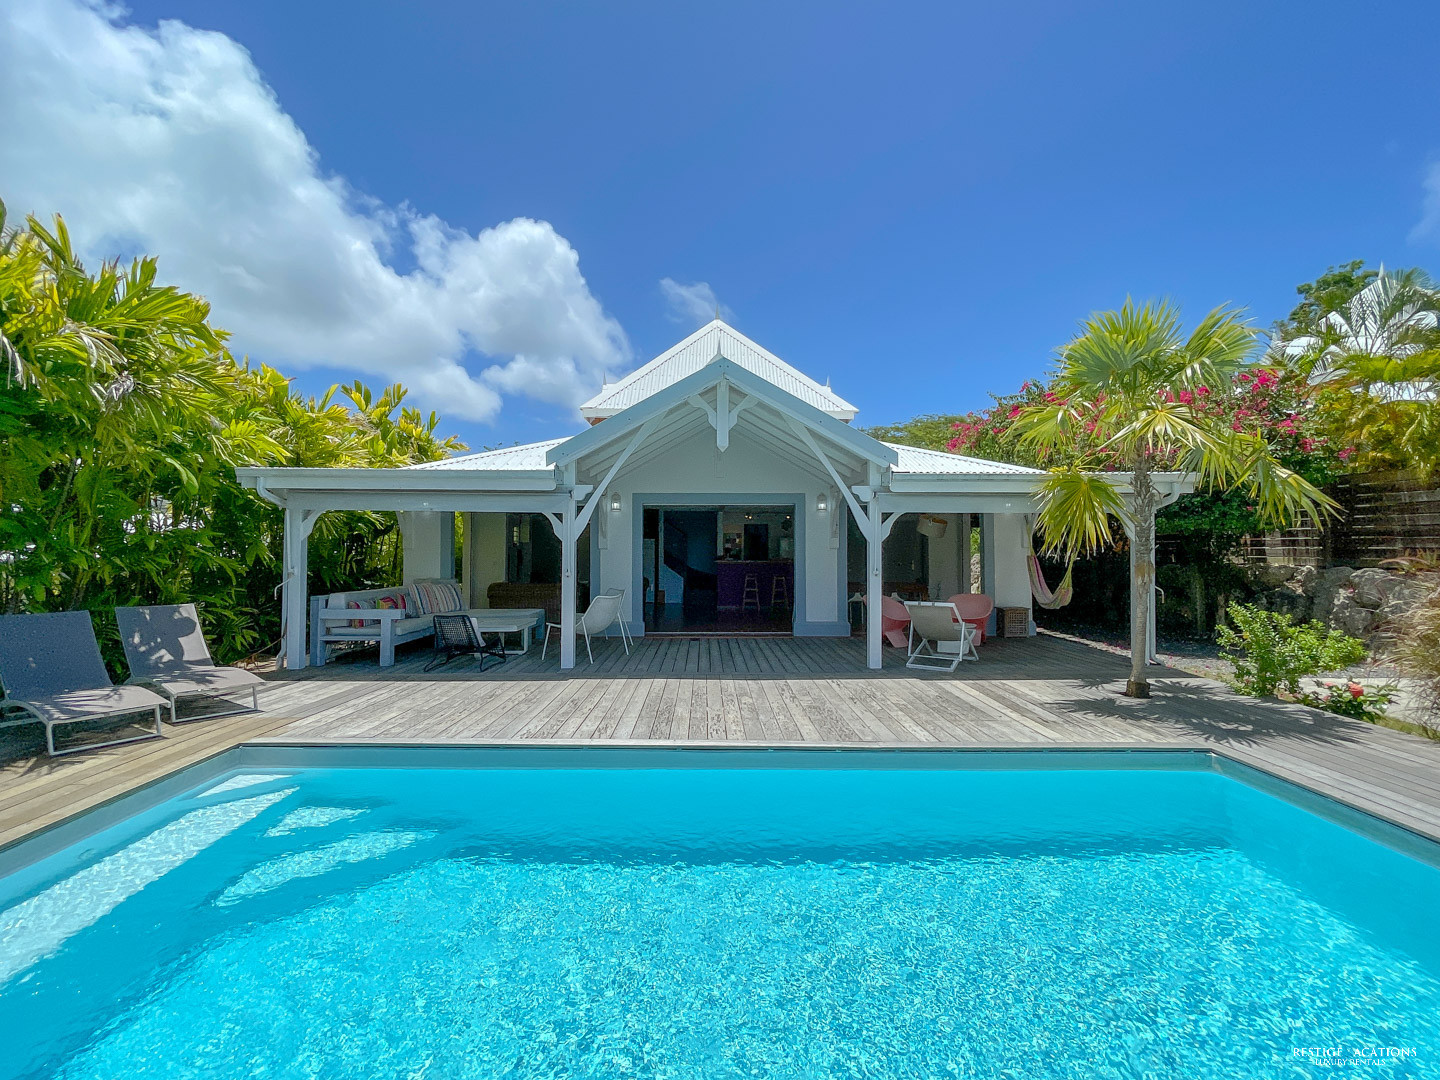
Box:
[2,747,1438,1079]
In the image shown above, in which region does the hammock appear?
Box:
[1029,554,1074,609]
[1026,525,1075,609]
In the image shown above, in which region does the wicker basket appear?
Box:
[996,606,1030,638]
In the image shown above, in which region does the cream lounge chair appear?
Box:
[904,601,979,672]
[116,603,264,723]
[0,611,167,756]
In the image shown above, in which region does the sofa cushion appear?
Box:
[409,579,463,615]
[345,597,376,628]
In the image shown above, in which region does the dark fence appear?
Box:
[1242,470,1440,568]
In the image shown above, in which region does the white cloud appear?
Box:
[1413,162,1440,244]
[0,0,629,421]
[661,278,730,326]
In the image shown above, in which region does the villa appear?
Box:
[238,320,1193,669]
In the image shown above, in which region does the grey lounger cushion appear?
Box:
[14,684,173,724]
[116,604,265,698]
[0,610,168,722]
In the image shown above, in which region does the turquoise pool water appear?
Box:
[2,756,1439,1079]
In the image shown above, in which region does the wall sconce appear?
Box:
[609,492,622,512]
[816,492,829,513]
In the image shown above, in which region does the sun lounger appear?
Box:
[0,611,166,756]
[904,601,979,672]
[116,604,264,723]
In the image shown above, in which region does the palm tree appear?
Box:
[1276,267,1440,474]
[1277,267,1440,394]
[1015,300,1332,698]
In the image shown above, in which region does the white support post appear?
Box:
[716,379,730,451]
[560,501,577,670]
[958,514,972,593]
[867,500,883,670]
[281,506,318,671]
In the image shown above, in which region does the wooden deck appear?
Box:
[4,634,1440,852]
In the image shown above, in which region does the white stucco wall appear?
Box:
[593,429,848,635]
[461,512,507,607]
[983,513,1034,633]
[398,511,454,584]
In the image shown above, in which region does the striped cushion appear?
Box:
[345,597,375,628]
[408,580,462,615]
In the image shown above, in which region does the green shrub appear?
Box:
[1216,602,1367,698]
[1298,680,1398,723]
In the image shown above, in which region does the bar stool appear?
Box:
[741,574,762,612]
[770,575,789,613]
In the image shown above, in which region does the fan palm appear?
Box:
[1276,267,1440,473]
[1015,300,1333,697]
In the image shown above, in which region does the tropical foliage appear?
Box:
[1216,602,1367,699]
[1394,586,1440,736]
[0,201,463,667]
[1007,301,1332,695]
[1271,266,1440,476]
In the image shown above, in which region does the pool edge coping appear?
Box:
[4,740,1439,876]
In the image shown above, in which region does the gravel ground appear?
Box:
[1040,623,1431,731]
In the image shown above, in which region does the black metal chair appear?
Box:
[425,614,506,672]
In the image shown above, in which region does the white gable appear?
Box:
[581,320,858,421]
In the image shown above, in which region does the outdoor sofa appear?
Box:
[310,579,545,667]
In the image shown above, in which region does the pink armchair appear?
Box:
[947,593,994,645]
[880,595,911,647]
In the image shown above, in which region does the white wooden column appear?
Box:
[281,506,318,671]
[958,515,972,593]
[867,500,883,670]
[560,501,577,670]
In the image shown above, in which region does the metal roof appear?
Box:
[404,437,574,471]
[885,443,1044,476]
[580,320,858,420]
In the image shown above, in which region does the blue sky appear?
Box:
[5,1,1439,451]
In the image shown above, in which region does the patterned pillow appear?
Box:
[345,597,375,629]
[376,593,406,612]
[409,580,462,615]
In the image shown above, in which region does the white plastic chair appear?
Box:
[904,601,978,672]
[542,591,630,663]
[603,589,634,651]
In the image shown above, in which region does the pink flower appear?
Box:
[1008,405,1022,418]
[1348,683,1364,700]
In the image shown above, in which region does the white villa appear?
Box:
[238,321,1191,670]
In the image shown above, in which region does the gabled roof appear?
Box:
[552,357,894,471]
[581,320,858,421]
[885,443,1044,476]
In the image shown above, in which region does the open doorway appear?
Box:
[643,505,796,635]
